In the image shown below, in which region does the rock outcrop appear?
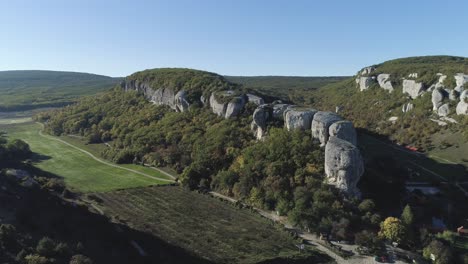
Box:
[328,121,357,146]
[403,79,425,99]
[455,73,468,92]
[272,104,292,120]
[209,93,247,119]
[360,67,375,75]
[325,137,364,197]
[209,93,227,117]
[377,74,394,92]
[457,90,468,115]
[357,77,374,91]
[251,105,271,140]
[122,80,191,112]
[311,111,343,147]
[402,102,414,113]
[246,94,265,105]
[437,103,450,117]
[432,88,446,111]
[225,96,246,118]
[284,108,317,131]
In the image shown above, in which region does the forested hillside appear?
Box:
[0,70,120,111]
[226,76,347,104]
[39,70,378,240]
[307,56,468,152]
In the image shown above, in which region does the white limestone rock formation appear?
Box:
[225,96,247,118]
[402,103,414,113]
[209,93,227,117]
[246,94,265,105]
[272,104,292,120]
[437,103,450,117]
[448,89,459,101]
[360,66,375,75]
[121,80,190,112]
[455,73,468,93]
[432,88,446,111]
[357,77,374,91]
[325,137,364,197]
[408,73,418,78]
[377,74,394,92]
[251,105,271,140]
[456,90,468,115]
[403,79,425,99]
[284,108,317,131]
[311,111,343,147]
[329,120,357,146]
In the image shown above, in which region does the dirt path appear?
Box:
[37,125,174,183]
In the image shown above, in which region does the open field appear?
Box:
[54,135,175,180]
[0,121,171,192]
[95,185,330,264]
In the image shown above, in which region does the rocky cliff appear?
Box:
[355,60,468,117]
[122,68,364,197]
[250,101,364,197]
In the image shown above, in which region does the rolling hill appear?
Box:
[0,70,121,111]
[225,76,348,104]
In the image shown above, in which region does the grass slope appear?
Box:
[96,185,330,264]
[0,70,120,111]
[226,75,348,104]
[1,121,169,192]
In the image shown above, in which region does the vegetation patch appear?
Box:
[95,185,331,264]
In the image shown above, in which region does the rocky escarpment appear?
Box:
[121,69,266,119]
[122,80,191,112]
[250,102,363,197]
[355,64,468,116]
[325,137,364,197]
[123,68,364,197]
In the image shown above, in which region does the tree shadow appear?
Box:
[30,152,52,162]
[356,128,468,225]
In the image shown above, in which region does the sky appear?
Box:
[1,0,467,77]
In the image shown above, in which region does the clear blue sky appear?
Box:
[1,0,467,77]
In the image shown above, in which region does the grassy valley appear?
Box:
[0,70,120,111]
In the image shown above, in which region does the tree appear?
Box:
[358,199,375,213]
[24,254,50,264]
[36,237,56,257]
[423,239,453,264]
[436,230,457,245]
[69,254,93,264]
[378,217,406,243]
[400,204,414,226]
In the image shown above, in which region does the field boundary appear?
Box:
[37,123,175,183]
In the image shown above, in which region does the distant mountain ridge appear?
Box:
[0,70,121,111]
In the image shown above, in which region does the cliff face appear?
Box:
[122,68,364,198]
[355,59,468,116]
[250,102,364,197]
[325,137,364,197]
[122,79,190,112]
